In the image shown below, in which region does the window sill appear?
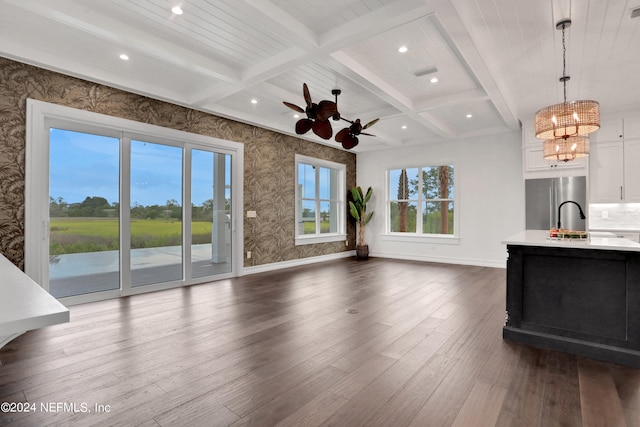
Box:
[295,233,347,246]
[381,233,460,245]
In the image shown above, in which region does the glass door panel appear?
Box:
[191,150,232,278]
[130,140,183,287]
[49,128,120,298]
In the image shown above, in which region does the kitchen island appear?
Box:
[502,230,640,367]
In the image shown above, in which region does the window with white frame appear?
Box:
[388,165,455,235]
[295,155,346,245]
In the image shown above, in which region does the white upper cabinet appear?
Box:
[589,113,640,203]
[624,113,640,139]
[590,141,625,202]
[624,139,640,202]
[591,119,623,142]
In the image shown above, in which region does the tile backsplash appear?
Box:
[589,203,640,230]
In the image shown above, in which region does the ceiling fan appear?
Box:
[332,88,378,149]
[335,118,379,150]
[282,83,337,140]
[283,84,378,149]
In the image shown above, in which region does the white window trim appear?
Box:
[384,164,459,242]
[294,154,347,246]
[381,233,461,245]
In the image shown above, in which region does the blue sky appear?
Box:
[298,163,336,201]
[50,129,231,207]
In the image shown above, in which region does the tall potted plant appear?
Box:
[349,186,374,259]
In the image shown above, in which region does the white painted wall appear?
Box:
[356,130,524,268]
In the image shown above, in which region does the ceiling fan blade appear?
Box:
[335,127,349,142]
[312,119,333,140]
[283,101,305,113]
[363,118,379,129]
[295,119,313,135]
[315,100,338,121]
[341,134,359,149]
[303,83,312,108]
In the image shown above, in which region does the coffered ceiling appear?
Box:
[1,0,639,151]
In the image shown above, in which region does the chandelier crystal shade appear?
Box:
[534,18,599,159]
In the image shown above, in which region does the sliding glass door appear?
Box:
[191,149,232,279]
[130,139,184,287]
[28,101,242,303]
[48,128,121,298]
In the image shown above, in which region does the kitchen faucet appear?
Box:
[557,200,586,229]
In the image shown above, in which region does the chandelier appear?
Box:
[542,136,589,162]
[534,19,599,161]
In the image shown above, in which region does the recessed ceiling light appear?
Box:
[401,125,407,129]
[398,46,408,53]
[119,54,129,61]
[466,114,473,118]
[293,114,300,119]
[171,6,183,15]
[430,77,438,83]
[251,99,258,104]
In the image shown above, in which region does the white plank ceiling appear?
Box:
[1,0,639,151]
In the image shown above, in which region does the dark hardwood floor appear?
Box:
[1,257,639,426]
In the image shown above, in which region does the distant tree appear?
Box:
[165,199,182,220]
[438,166,451,233]
[192,199,214,222]
[130,202,146,219]
[397,169,408,232]
[422,166,453,233]
[49,196,68,217]
[202,198,214,211]
[108,202,120,218]
[68,196,111,217]
[145,205,162,219]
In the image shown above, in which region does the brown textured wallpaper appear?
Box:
[0,57,356,270]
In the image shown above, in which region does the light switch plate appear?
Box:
[247,210,257,218]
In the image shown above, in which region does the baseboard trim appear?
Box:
[370,251,506,269]
[241,251,356,276]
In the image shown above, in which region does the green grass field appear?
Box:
[50,218,213,255]
[51,218,332,255]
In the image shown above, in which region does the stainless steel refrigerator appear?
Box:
[525,176,587,231]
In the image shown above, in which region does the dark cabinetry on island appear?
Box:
[503,231,640,367]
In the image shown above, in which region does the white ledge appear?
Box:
[0,254,69,348]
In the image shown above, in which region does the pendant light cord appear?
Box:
[561,22,567,103]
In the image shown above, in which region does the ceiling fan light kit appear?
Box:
[534,18,600,162]
[283,84,378,150]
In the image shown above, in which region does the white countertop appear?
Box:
[502,230,640,252]
[591,228,640,233]
[0,254,69,337]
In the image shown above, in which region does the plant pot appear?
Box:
[355,244,369,259]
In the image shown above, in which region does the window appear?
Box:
[388,165,455,236]
[295,155,346,245]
